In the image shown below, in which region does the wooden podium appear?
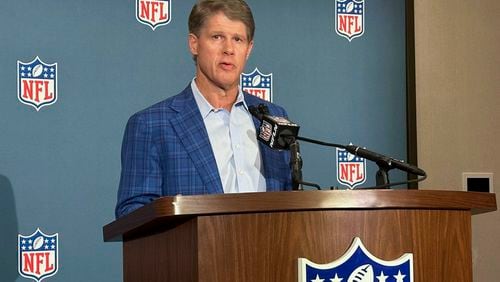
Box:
[103,190,496,281]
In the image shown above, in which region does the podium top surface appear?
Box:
[103,190,497,242]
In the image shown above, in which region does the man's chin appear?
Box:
[214,77,239,90]
[218,82,239,92]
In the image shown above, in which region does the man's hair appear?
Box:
[189,0,255,42]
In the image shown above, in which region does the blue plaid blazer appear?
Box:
[115,85,292,218]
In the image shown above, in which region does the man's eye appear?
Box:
[212,35,221,40]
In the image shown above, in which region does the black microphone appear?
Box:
[249,104,321,190]
[248,105,300,150]
[344,145,427,176]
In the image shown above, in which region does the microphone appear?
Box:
[248,105,300,150]
[249,104,321,190]
[344,145,427,176]
[249,103,427,187]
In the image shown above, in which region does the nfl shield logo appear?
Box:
[337,147,366,188]
[18,228,59,282]
[299,237,413,282]
[241,68,273,102]
[136,0,171,30]
[335,0,365,41]
[17,57,57,111]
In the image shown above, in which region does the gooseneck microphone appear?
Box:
[249,103,427,187]
[344,145,426,177]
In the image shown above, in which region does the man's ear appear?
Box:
[246,40,254,60]
[188,33,198,56]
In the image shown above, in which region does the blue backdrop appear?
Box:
[0,0,406,280]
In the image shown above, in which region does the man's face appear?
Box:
[189,12,253,93]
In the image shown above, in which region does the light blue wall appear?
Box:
[0,0,406,281]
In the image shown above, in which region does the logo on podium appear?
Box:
[18,228,59,282]
[298,237,413,282]
[241,68,273,102]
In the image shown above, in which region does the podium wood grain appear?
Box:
[103,190,497,282]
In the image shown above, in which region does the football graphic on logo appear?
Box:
[346,2,355,13]
[347,152,356,161]
[348,264,374,282]
[32,236,44,250]
[252,74,262,87]
[32,64,44,78]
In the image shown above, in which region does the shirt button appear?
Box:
[235,144,240,149]
[239,170,244,175]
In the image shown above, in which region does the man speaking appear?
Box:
[115,0,292,218]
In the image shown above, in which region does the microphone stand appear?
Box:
[289,138,303,190]
[288,137,320,190]
[375,161,390,186]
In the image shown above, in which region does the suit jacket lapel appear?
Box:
[169,87,223,194]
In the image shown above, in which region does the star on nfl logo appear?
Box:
[18,228,59,282]
[136,0,171,30]
[337,147,366,188]
[241,68,273,102]
[335,0,365,41]
[17,57,57,111]
[298,237,413,282]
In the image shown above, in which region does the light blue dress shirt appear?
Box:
[191,79,266,193]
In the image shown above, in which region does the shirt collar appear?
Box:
[191,78,248,119]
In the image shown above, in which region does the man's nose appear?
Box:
[223,40,235,55]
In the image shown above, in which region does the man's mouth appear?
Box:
[220,62,235,70]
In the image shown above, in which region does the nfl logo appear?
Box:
[299,237,413,282]
[18,228,59,282]
[17,57,57,111]
[136,0,171,30]
[241,68,273,102]
[258,120,273,142]
[336,147,366,188]
[335,0,365,41]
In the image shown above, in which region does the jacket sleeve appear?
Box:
[115,113,163,218]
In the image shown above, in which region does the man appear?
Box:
[115,0,292,218]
